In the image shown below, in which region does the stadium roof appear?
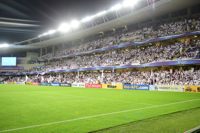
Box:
[0,0,117,42]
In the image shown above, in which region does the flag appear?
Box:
[147,0,155,8]
[25,75,29,82]
[147,0,155,5]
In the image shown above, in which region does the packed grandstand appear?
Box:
[0,0,199,92]
[1,18,200,88]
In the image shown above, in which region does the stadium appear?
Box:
[0,0,200,132]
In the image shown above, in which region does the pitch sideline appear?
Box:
[0,98,200,133]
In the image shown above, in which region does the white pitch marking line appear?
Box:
[0,98,200,133]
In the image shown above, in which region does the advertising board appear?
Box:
[72,83,85,88]
[123,84,149,90]
[184,85,200,92]
[102,83,123,90]
[155,85,184,92]
[85,84,102,88]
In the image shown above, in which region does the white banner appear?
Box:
[72,83,85,88]
[155,85,184,92]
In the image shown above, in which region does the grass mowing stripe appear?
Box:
[0,98,199,133]
[61,93,153,106]
[93,107,200,133]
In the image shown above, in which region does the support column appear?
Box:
[101,70,104,83]
[112,68,115,83]
[112,68,115,73]
[115,11,119,18]
[102,16,106,23]
[77,71,80,82]
[52,46,55,56]
[40,48,43,57]
[168,13,172,20]
[151,69,154,85]
[45,47,48,55]
[187,8,191,17]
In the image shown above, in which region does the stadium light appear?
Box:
[81,16,95,23]
[0,43,10,48]
[47,29,57,35]
[38,0,143,38]
[38,29,56,37]
[70,20,80,29]
[95,10,107,17]
[122,0,140,7]
[109,4,122,11]
[57,22,71,33]
[38,33,47,37]
[38,34,43,38]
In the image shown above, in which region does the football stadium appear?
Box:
[0,0,200,133]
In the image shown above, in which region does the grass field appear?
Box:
[0,84,200,133]
[94,107,200,133]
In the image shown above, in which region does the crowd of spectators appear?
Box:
[40,17,200,60]
[74,68,200,85]
[0,77,6,82]
[3,68,200,86]
[36,39,200,72]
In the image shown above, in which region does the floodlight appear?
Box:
[42,33,48,36]
[110,4,122,11]
[123,0,140,7]
[0,43,10,48]
[47,29,56,35]
[57,22,71,33]
[38,34,43,38]
[70,20,80,29]
[95,10,107,17]
[81,16,95,23]
[38,30,56,37]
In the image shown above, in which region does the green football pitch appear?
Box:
[0,84,200,133]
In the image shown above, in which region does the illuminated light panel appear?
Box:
[0,43,10,48]
[123,0,140,7]
[70,20,80,29]
[38,0,143,38]
[47,29,57,35]
[57,22,71,33]
[95,10,107,17]
[109,4,122,11]
[81,16,95,23]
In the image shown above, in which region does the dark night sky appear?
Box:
[32,0,119,26]
[0,0,120,24]
[0,0,119,42]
